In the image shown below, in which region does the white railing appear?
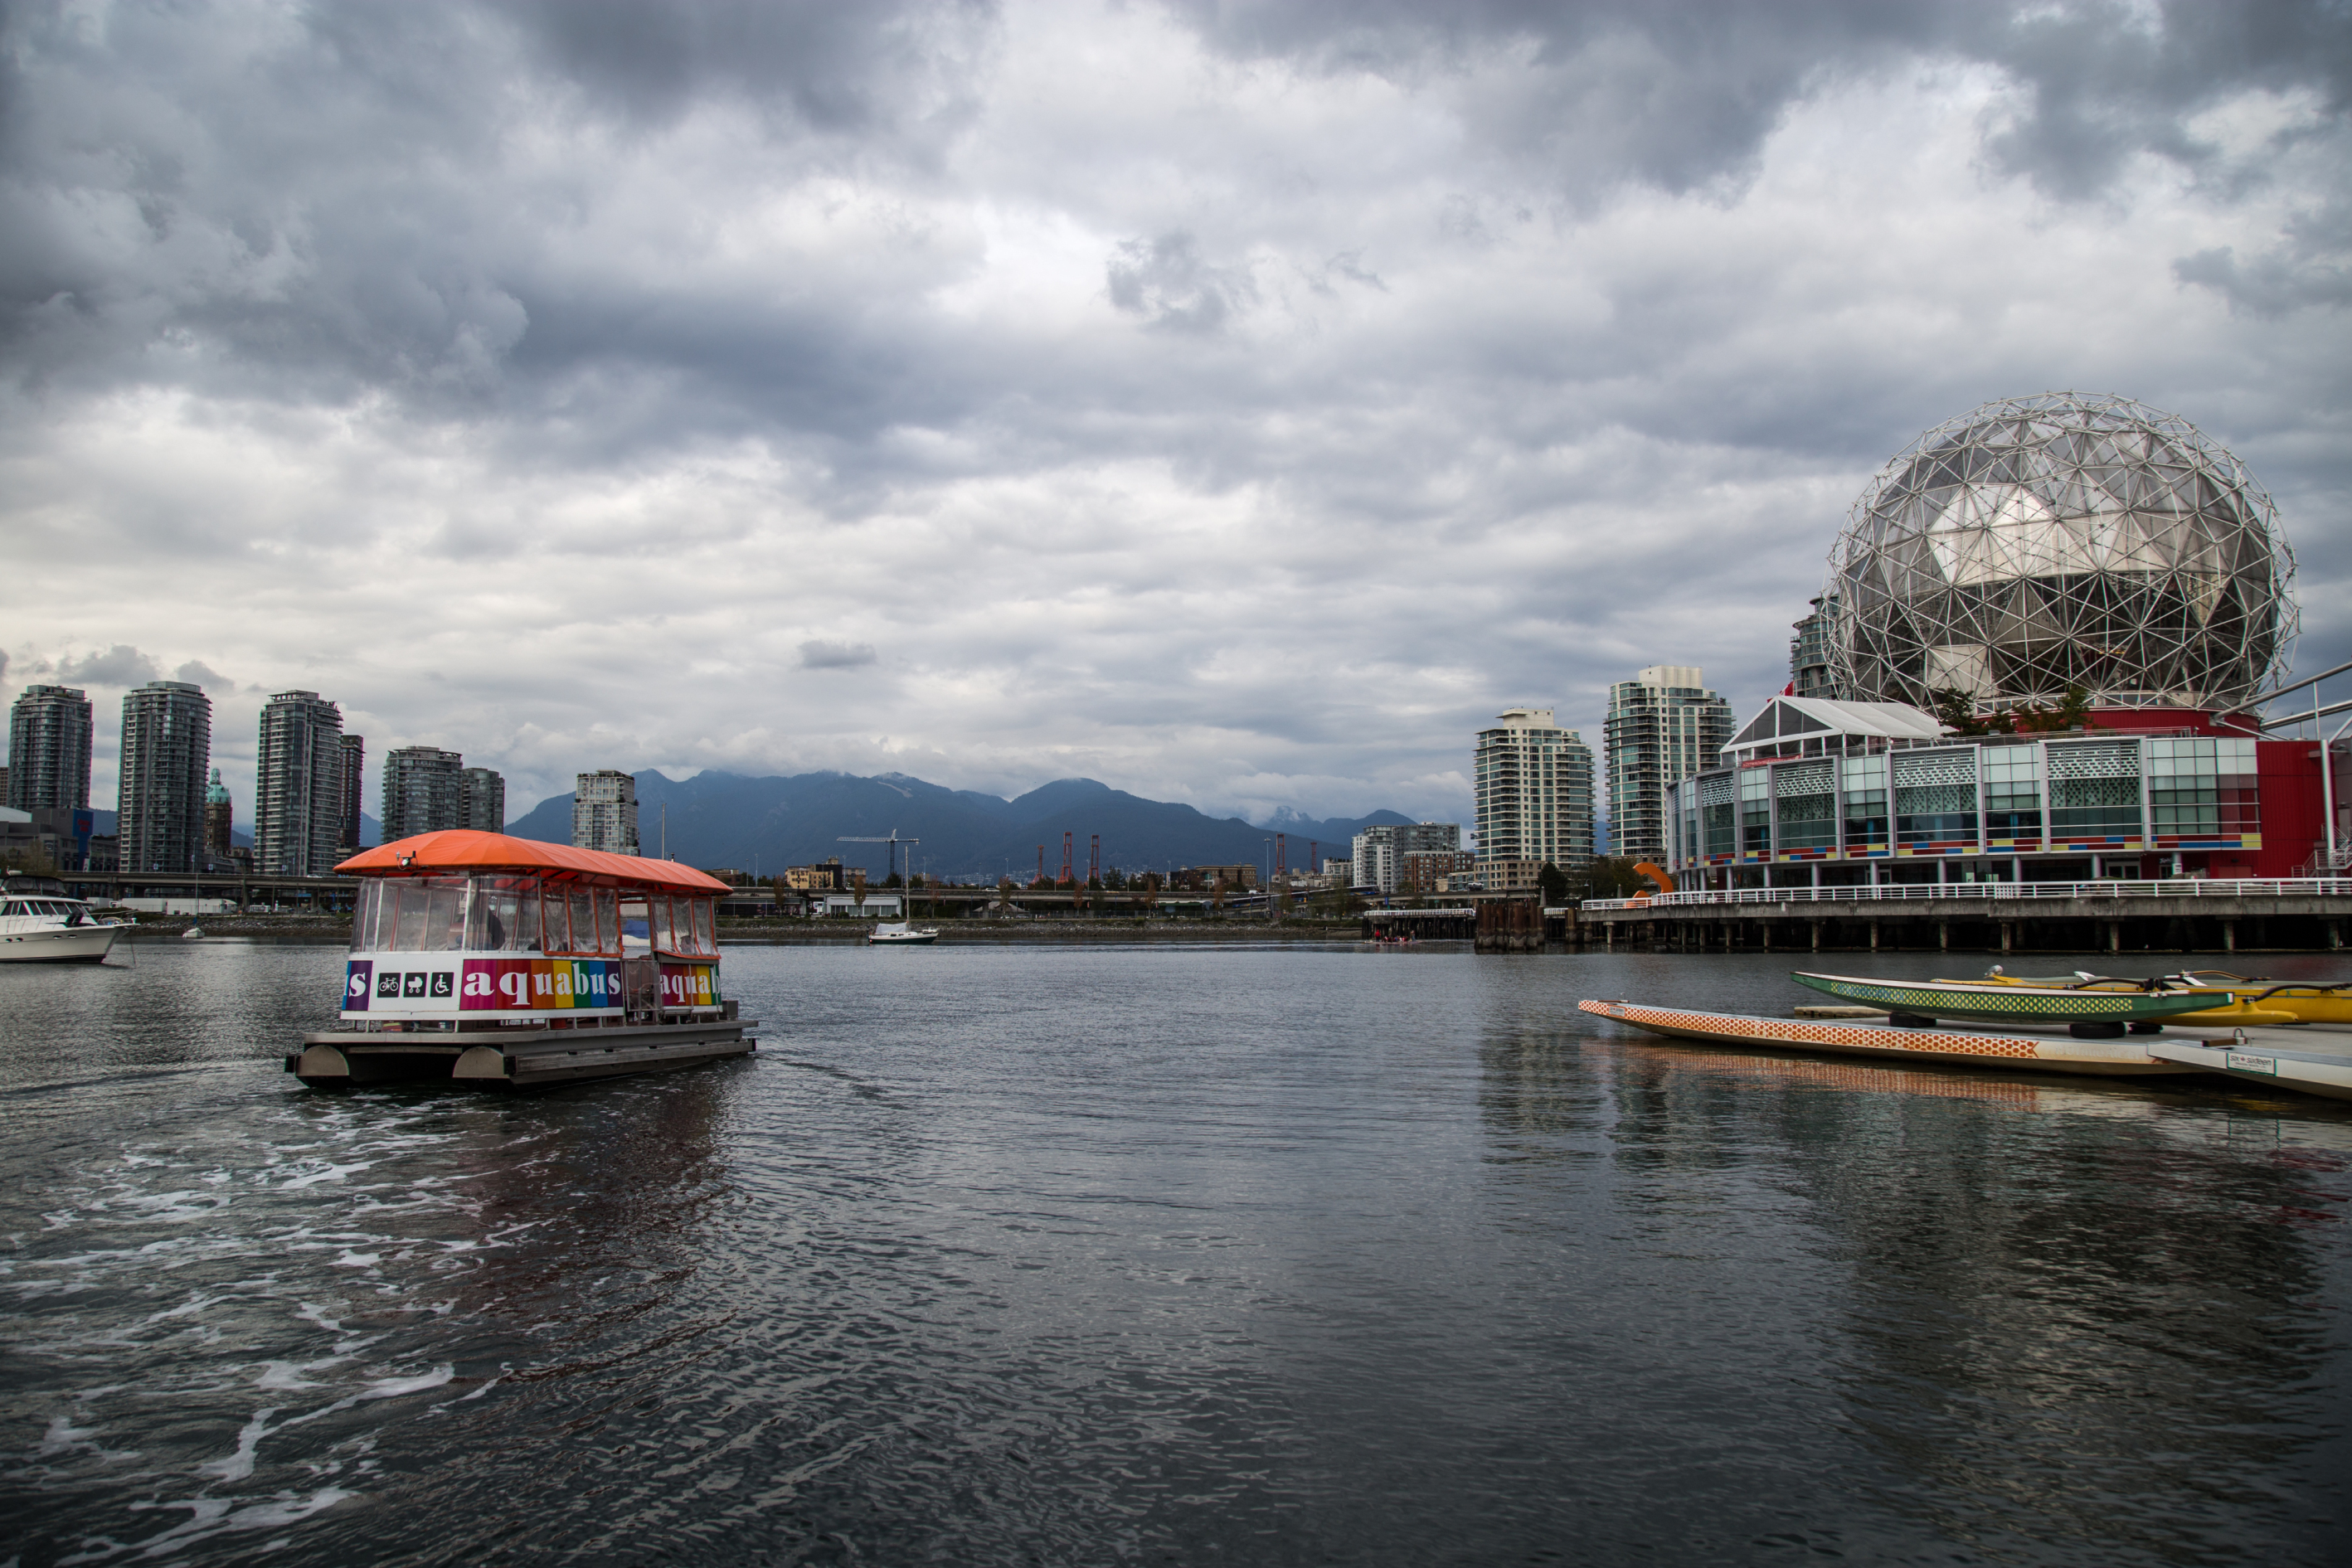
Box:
[1582,877,2352,912]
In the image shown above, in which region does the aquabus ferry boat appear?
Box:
[288,831,755,1089]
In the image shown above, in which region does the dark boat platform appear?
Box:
[289,1013,756,1088]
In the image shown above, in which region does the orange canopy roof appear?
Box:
[336,831,733,894]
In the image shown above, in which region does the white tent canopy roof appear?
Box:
[1727,697,1946,755]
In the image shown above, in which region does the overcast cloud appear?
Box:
[3,0,2347,827]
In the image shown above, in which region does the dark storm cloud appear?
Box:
[1107,233,1255,333]
[799,640,879,669]
[487,0,996,134]
[1166,1,2352,199]
[54,645,158,687]
[2,0,2345,823]
[0,0,997,421]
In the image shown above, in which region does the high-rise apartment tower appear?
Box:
[1603,666,1734,865]
[254,690,346,875]
[382,746,465,840]
[338,735,366,853]
[1789,597,1837,699]
[573,770,640,856]
[1474,707,1596,873]
[203,768,234,860]
[7,685,94,813]
[117,682,211,874]
[459,767,505,833]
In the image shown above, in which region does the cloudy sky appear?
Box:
[4,0,2348,827]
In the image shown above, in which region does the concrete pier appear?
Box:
[1577,880,2352,954]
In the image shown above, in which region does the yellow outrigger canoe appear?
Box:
[1956,967,2352,1027]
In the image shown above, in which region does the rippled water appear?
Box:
[2,939,2349,1565]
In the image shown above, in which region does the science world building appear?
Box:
[1665,395,2342,888]
[1824,392,2296,712]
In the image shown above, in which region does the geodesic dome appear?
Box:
[1825,392,2296,713]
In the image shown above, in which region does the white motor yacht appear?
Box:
[0,893,124,963]
[867,921,939,946]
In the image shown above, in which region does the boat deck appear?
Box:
[290,1017,758,1088]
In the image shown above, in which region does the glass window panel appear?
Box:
[486,888,520,949]
[620,898,649,947]
[654,896,677,953]
[352,881,385,951]
[425,879,465,949]
[692,898,714,954]
[540,891,569,954]
[513,887,541,952]
[598,891,620,952]
[391,882,430,951]
[461,880,492,950]
[571,892,597,954]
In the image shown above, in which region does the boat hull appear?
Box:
[1792,971,2220,1022]
[1578,999,2195,1076]
[1961,971,2350,1027]
[0,925,120,964]
[289,1018,756,1089]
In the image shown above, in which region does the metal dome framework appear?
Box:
[1825,393,2296,715]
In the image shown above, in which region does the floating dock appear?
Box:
[1580,998,2352,1101]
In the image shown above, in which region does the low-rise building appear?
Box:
[1480,857,1546,894]
[785,858,858,891]
[1400,848,1475,895]
[1664,695,2338,886]
[813,890,905,918]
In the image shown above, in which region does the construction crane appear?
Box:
[838,830,921,887]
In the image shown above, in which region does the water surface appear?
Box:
[3,941,2348,1565]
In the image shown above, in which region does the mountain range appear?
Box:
[503,771,1416,882]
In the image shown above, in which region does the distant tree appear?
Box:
[2008,682,2096,733]
[1536,862,1569,904]
[1930,687,2000,735]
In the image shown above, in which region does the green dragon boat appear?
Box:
[1790,971,2230,1027]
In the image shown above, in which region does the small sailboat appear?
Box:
[866,921,939,946]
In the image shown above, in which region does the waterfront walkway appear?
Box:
[1578,878,2351,954]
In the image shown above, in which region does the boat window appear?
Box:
[540,891,571,954]
[424,880,466,949]
[596,890,620,951]
[692,898,714,954]
[351,882,382,950]
[569,891,597,954]
[650,896,676,954]
[513,887,542,952]
[620,897,649,947]
[391,882,431,950]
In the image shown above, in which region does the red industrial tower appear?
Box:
[1035,845,1046,886]
[1089,834,1100,884]
[1061,832,1073,886]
